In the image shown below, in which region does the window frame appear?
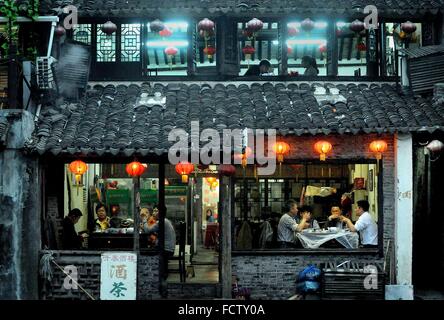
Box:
[231,158,384,256]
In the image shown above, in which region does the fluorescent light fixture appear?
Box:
[287,21,328,28]
[147,21,189,31]
[146,40,189,47]
[273,39,327,45]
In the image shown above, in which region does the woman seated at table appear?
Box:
[327,205,346,229]
[94,203,110,232]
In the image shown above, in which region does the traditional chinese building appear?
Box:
[1,0,444,300]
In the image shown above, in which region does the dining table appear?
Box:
[296,228,359,249]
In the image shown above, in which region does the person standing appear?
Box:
[340,200,378,248]
[62,208,84,249]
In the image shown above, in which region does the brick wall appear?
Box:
[232,133,395,299]
[167,283,221,299]
[39,252,160,299]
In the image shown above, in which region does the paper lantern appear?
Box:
[176,162,194,183]
[287,26,299,36]
[301,18,315,32]
[246,18,264,33]
[165,46,178,56]
[356,43,367,52]
[206,177,217,185]
[203,46,216,59]
[125,161,146,177]
[401,21,417,34]
[69,160,88,182]
[273,142,290,163]
[369,140,388,160]
[319,44,327,54]
[234,146,253,168]
[55,25,66,37]
[102,21,117,35]
[314,141,332,161]
[218,164,236,176]
[287,47,293,55]
[198,18,215,32]
[159,28,172,37]
[242,45,256,62]
[349,19,365,33]
[150,19,165,33]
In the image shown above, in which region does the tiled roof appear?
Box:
[40,0,444,17]
[27,81,444,156]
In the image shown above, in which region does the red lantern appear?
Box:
[150,19,165,33]
[242,29,254,39]
[246,18,264,33]
[69,160,88,192]
[203,46,216,59]
[176,162,195,183]
[55,25,66,37]
[287,47,293,55]
[165,46,178,56]
[165,46,178,69]
[159,28,172,37]
[218,164,236,176]
[314,141,332,161]
[356,42,367,52]
[102,21,117,35]
[349,19,365,33]
[273,142,290,163]
[401,21,417,34]
[369,140,388,160]
[319,44,327,54]
[242,45,256,61]
[287,26,299,36]
[301,18,315,32]
[198,18,215,32]
[125,161,146,177]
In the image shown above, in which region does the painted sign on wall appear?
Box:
[100,252,137,300]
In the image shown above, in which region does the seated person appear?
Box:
[277,200,311,248]
[94,203,110,232]
[109,204,122,228]
[301,55,319,76]
[339,200,378,248]
[295,205,320,230]
[327,205,345,229]
[206,208,216,223]
[62,208,85,249]
[244,59,273,76]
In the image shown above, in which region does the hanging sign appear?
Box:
[100,252,137,300]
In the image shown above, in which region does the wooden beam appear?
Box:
[220,175,232,298]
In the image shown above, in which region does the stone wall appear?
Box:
[232,133,395,299]
[0,110,40,299]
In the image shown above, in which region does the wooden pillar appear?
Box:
[158,162,166,284]
[327,19,338,76]
[278,20,288,76]
[196,177,203,247]
[217,16,239,76]
[7,44,18,109]
[220,175,232,298]
[133,177,140,252]
[367,27,379,77]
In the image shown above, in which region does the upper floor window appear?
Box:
[336,21,368,76]
[73,24,92,45]
[121,23,141,62]
[146,20,188,75]
[287,19,328,76]
[96,25,116,62]
[238,20,279,76]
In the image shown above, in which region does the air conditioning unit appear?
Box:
[36,56,57,89]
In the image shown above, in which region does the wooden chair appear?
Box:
[168,221,187,282]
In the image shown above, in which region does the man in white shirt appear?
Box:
[277,200,311,248]
[340,200,378,248]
